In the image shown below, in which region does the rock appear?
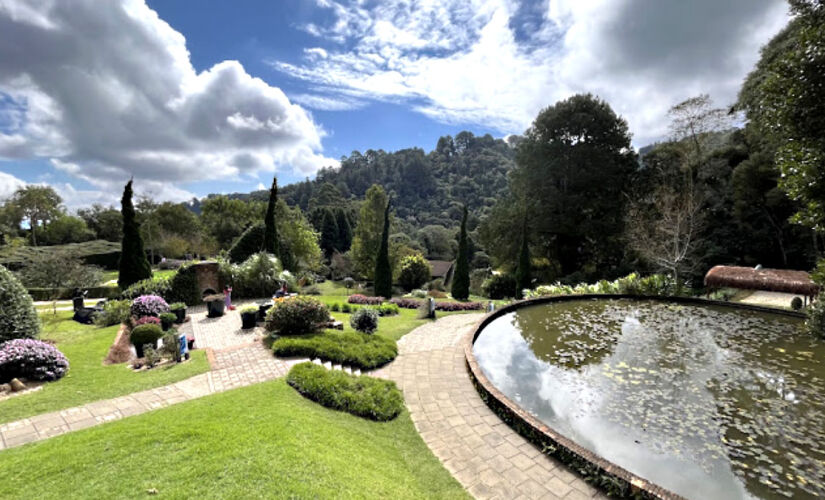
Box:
[10,378,26,392]
[0,383,10,393]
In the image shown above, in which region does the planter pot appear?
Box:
[258,303,272,322]
[173,308,186,323]
[134,343,145,359]
[241,312,258,330]
[161,318,173,331]
[206,300,225,318]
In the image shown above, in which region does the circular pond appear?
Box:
[472,298,824,499]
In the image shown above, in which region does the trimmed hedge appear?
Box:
[121,263,200,306]
[347,294,384,305]
[28,286,121,301]
[389,298,484,311]
[0,264,40,343]
[272,330,397,370]
[286,362,404,421]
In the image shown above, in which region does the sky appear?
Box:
[0,0,790,210]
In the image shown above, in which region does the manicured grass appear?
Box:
[273,330,398,370]
[0,379,469,499]
[287,362,404,421]
[99,268,176,286]
[0,311,208,424]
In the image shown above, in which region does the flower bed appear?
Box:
[389,298,484,311]
[346,294,384,305]
[0,339,69,382]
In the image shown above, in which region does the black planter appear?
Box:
[72,296,84,311]
[241,312,257,329]
[206,300,225,318]
[134,343,145,358]
[173,308,186,323]
[258,303,272,321]
[161,318,173,331]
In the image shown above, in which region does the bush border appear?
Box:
[464,294,805,500]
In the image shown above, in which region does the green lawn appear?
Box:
[0,379,469,500]
[100,268,176,285]
[0,312,209,425]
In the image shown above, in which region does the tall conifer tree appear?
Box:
[118,180,152,289]
[263,176,279,259]
[374,200,393,298]
[515,221,531,299]
[451,205,470,300]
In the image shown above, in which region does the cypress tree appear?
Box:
[515,222,531,299]
[118,180,152,289]
[373,200,393,299]
[451,205,470,300]
[320,207,339,257]
[263,176,279,259]
[335,208,353,252]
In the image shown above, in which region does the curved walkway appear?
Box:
[376,314,604,500]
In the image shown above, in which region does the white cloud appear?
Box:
[290,93,367,111]
[0,170,25,200]
[271,0,790,146]
[0,0,338,203]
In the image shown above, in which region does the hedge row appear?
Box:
[272,330,397,370]
[389,298,484,311]
[286,362,404,421]
[28,286,121,301]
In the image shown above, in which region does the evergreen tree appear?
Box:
[374,200,393,298]
[515,222,531,299]
[351,184,389,279]
[319,207,339,257]
[335,208,353,252]
[118,180,152,289]
[451,205,470,300]
[263,176,279,258]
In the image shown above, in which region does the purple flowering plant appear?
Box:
[130,295,170,318]
[0,339,69,382]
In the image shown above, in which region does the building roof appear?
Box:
[428,260,454,279]
[704,265,820,297]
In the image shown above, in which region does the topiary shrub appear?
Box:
[93,299,131,327]
[130,295,170,318]
[792,296,804,311]
[121,276,171,300]
[287,362,404,421]
[228,223,266,264]
[0,339,69,382]
[397,254,431,291]
[350,308,379,333]
[265,297,330,335]
[0,264,40,343]
[482,274,517,299]
[273,330,397,370]
[130,324,164,347]
[166,264,200,305]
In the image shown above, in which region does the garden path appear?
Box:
[0,304,302,450]
[373,313,604,500]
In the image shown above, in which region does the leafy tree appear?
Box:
[451,205,470,300]
[418,225,457,260]
[742,1,825,230]
[9,185,62,246]
[263,177,280,258]
[373,200,392,298]
[38,215,95,245]
[397,253,431,291]
[78,204,123,242]
[514,222,531,299]
[19,253,103,314]
[118,180,152,289]
[200,195,265,248]
[351,184,389,279]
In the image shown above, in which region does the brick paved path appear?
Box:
[377,313,604,500]
[0,304,300,450]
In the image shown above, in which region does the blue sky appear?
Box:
[0,0,789,209]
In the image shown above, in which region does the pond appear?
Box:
[473,299,824,499]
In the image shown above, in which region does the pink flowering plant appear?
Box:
[130,295,170,318]
[133,316,161,327]
[0,339,69,382]
[347,294,384,306]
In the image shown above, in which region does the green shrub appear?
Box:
[330,303,340,312]
[93,299,131,327]
[265,297,329,335]
[228,223,266,264]
[238,304,259,315]
[287,362,404,421]
[227,252,283,298]
[0,264,40,343]
[350,308,379,333]
[397,254,431,291]
[377,303,399,316]
[130,324,164,347]
[792,296,804,311]
[302,285,321,295]
[272,330,397,370]
[159,332,180,360]
[159,312,177,330]
[122,276,171,300]
[427,278,445,292]
[165,264,200,305]
[169,302,186,311]
[806,293,825,338]
[341,303,352,313]
[482,274,517,299]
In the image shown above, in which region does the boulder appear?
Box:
[10,378,26,392]
[0,383,10,393]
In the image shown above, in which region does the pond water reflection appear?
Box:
[473,299,824,499]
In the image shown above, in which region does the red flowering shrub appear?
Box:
[347,294,384,305]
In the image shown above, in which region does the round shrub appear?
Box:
[350,308,379,334]
[265,297,329,335]
[130,324,164,347]
[130,295,170,318]
[397,254,431,291]
[482,274,517,299]
[0,339,69,382]
[792,296,804,311]
[0,264,40,343]
[229,252,283,298]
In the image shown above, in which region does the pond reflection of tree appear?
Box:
[512,300,822,498]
